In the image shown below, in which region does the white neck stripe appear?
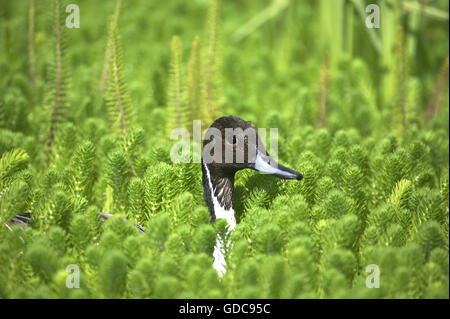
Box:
[202,161,236,231]
[202,161,236,277]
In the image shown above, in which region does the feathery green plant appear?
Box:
[100,0,122,92]
[68,141,96,200]
[0,0,448,300]
[392,26,407,139]
[204,0,222,127]
[47,0,70,164]
[318,53,329,128]
[186,36,204,131]
[425,54,449,124]
[105,19,135,138]
[28,0,36,94]
[165,36,188,138]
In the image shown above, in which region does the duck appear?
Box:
[201,116,303,276]
[7,115,302,277]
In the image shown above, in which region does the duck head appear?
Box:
[202,116,303,223]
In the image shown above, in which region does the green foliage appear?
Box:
[105,18,136,137]
[0,0,448,299]
[46,0,71,163]
[99,249,128,298]
[203,0,222,126]
[186,36,204,131]
[105,149,130,211]
[68,141,95,200]
[166,35,188,138]
[0,148,29,183]
[25,239,60,283]
[415,221,447,261]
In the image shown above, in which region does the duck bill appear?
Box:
[253,151,303,180]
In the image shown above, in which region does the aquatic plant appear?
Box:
[0,0,448,299]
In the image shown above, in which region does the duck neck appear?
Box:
[201,160,236,230]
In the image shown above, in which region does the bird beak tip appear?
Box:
[254,152,303,181]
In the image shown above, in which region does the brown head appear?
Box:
[201,116,302,220]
